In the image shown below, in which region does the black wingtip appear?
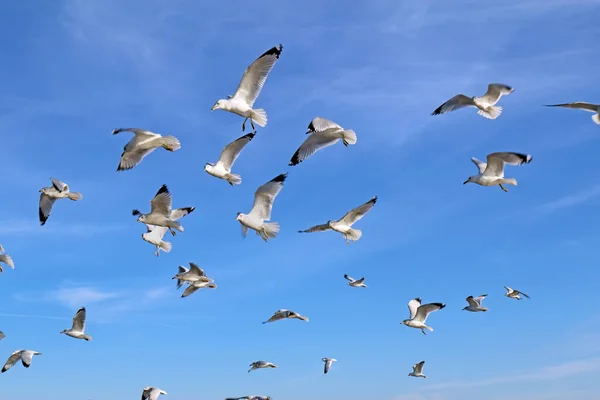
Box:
[261,44,284,59]
[132,209,141,216]
[271,173,287,183]
[371,196,378,204]
[184,207,195,214]
[156,184,169,196]
[245,132,256,140]
[436,303,446,309]
[431,107,442,116]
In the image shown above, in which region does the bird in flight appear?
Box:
[205,132,255,186]
[400,297,446,335]
[112,128,181,171]
[38,178,83,226]
[432,83,514,119]
[60,307,92,341]
[464,152,532,192]
[544,102,600,125]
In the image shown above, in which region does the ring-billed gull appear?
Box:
[344,274,367,288]
[181,280,218,298]
[262,309,308,324]
[408,361,427,378]
[289,117,357,166]
[133,185,184,236]
[142,386,167,400]
[462,294,488,312]
[0,245,14,273]
[205,132,255,185]
[298,196,377,244]
[60,307,92,341]
[464,152,532,192]
[38,178,83,226]
[112,128,181,171]
[237,173,287,242]
[322,357,337,374]
[544,102,600,125]
[172,262,214,289]
[504,286,530,300]
[226,396,271,400]
[142,207,195,257]
[2,350,41,373]
[400,298,446,335]
[248,361,278,373]
[211,44,283,132]
[431,83,514,120]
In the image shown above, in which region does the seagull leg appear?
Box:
[421,329,427,336]
[261,229,268,242]
[242,118,247,132]
[499,184,508,192]
[250,119,256,131]
[169,228,177,237]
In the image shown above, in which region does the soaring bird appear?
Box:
[141,386,167,400]
[432,83,514,119]
[38,178,82,226]
[60,307,92,341]
[462,295,488,312]
[322,357,337,374]
[262,309,308,324]
[2,350,41,373]
[464,152,532,192]
[408,361,427,378]
[248,361,278,373]
[133,185,184,235]
[544,102,600,125]
[343,274,367,288]
[112,128,181,171]
[504,286,530,300]
[205,132,255,185]
[141,207,195,256]
[400,298,445,335]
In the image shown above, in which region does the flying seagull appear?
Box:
[262,309,308,324]
[298,196,377,244]
[172,262,214,289]
[504,286,530,300]
[237,173,287,242]
[181,280,218,298]
[408,361,427,378]
[205,132,255,185]
[0,245,14,273]
[38,178,83,226]
[322,357,337,374]
[60,307,92,341]
[289,117,357,166]
[463,295,488,312]
[112,128,181,172]
[344,274,367,288]
[2,350,41,373]
[544,102,600,125]
[212,44,283,132]
[133,185,184,235]
[141,386,167,400]
[464,152,532,192]
[400,298,446,335]
[225,396,271,400]
[248,361,278,373]
[0,331,5,340]
[431,83,514,120]
[142,207,195,256]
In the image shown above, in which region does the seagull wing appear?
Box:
[141,387,152,400]
[2,350,22,373]
[466,296,478,308]
[407,298,421,320]
[431,94,476,115]
[20,350,36,368]
[188,263,206,278]
[0,331,5,340]
[0,254,15,269]
[343,274,354,282]
[118,147,158,171]
[414,303,445,323]
[248,173,287,220]
[413,361,425,374]
[181,283,201,298]
[339,197,377,226]
[39,193,56,226]
[113,128,158,136]
[324,359,331,374]
[170,207,195,221]
[483,152,532,177]
[263,310,286,323]
[51,178,69,192]
[544,102,598,112]
[231,44,283,108]
[150,185,173,217]
[517,290,530,299]
[479,83,514,105]
[473,294,487,306]
[307,117,343,133]
[218,132,256,170]
[470,157,487,174]
[298,223,331,233]
[149,388,164,400]
[72,307,86,332]
[355,277,365,284]
[144,226,168,243]
[289,132,340,166]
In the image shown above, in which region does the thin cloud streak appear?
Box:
[537,184,600,214]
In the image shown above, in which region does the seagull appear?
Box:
[181,280,217,298]
[112,128,181,171]
[298,196,377,244]
[431,83,514,120]
[0,331,5,340]
[2,350,41,373]
[0,245,14,273]
[544,102,600,125]
[141,386,167,400]
[38,178,83,226]
[133,185,184,235]
[400,298,446,335]
[322,357,337,374]
[289,117,357,166]
[344,274,367,288]
[211,44,283,132]
[172,262,214,289]
[408,361,427,378]
[463,295,488,312]
[464,152,532,192]
[205,132,255,185]
[262,309,308,324]
[248,361,278,373]
[60,307,92,341]
[237,173,287,242]
[142,207,195,256]
[225,396,271,400]
[504,286,530,300]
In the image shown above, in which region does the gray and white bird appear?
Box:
[431,83,514,119]
[298,196,377,244]
[60,307,92,341]
[1,350,41,373]
[225,396,271,400]
[237,173,287,242]
[344,274,367,288]
[0,245,14,273]
[262,309,309,324]
[211,44,283,132]
[248,361,278,373]
[322,357,337,374]
[142,207,195,256]
[0,331,5,340]
[462,295,488,312]
[172,262,214,289]
[181,280,218,298]
[205,132,255,185]
[133,185,184,235]
[504,286,530,300]
[400,298,446,335]
[38,178,83,226]
[112,128,181,172]
[289,117,357,166]
[408,361,427,378]
[544,102,600,125]
[141,386,167,400]
[464,152,532,192]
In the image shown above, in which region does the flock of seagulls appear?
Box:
[0,39,594,399]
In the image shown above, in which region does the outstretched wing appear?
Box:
[150,185,173,217]
[170,207,195,221]
[484,152,532,177]
[51,178,69,192]
[297,223,331,234]
[218,132,256,170]
[289,133,340,166]
[188,263,206,278]
[414,303,445,323]
[343,274,354,282]
[544,102,598,112]
[479,83,514,105]
[2,350,21,373]
[473,294,487,305]
[339,197,377,226]
[249,174,287,220]
[413,361,425,374]
[466,296,478,308]
[39,193,56,226]
[118,147,157,171]
[470,157,487,174]
[431,94,475,116]
[307,117,343,133]
[407,298,421,320]
[72,307,86,332]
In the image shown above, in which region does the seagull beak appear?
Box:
[463,180,469,185]
[211,104,217,111]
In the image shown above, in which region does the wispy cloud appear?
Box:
[0,220,126,236]
[537,184,600,214]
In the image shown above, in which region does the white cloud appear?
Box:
[537,184,600,214]
[52,286,121,309]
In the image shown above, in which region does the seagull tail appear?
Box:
[168,220,184,233]
[250,108,268,128]
[477,105,502,120]
[592,113,600,125]
[158,240,172,254]
[161,135,181,152]
[502,178,517,186]
[345,228,362,242]
[262,222,280,239]
[341,130,357,146]
[67,192,83,201]
[227,173,242,185]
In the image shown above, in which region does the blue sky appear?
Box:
[1,0,600,399]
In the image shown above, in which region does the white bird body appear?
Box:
[408,361,427,378]
[2,350,42,373]
[463,294,488,312]
[464,152,532,192]
[344,274,367,288]
[322,357,337,374]
[112,128,181,171]
[142,386,167,400]
[544,102,600,125]
[134,185,184,235]
[172,262,214,289]
[60,307,92,341]
[248,361,278,373]
[504,286,530,300]
[262,309,309,324]
[38,178,83,226]
[142,207,195,256]
[0,245,14,273]
[400,298,446,335]
[205,132,255,185]
[181,280,217,298]
[432,83,514,120]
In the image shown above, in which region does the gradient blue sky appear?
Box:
[1,0,600,399]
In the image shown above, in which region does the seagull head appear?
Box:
[59,329,66,334]
[236,212,243,221]
[327,220,334,227]
[463,176,474,185]
[461,306,468,311]
[400,319,409,325]
[137,214,147,223]
[211,100,224,111]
